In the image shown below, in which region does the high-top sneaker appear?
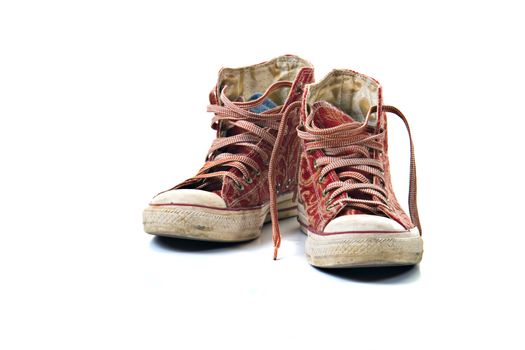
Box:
[296,70,423,268]
[143,56,314,257]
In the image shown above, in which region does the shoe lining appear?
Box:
[218,55,312,105]
[307,70,380,123]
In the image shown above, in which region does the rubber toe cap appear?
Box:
[324,214,405,233]
[150,189,226,208]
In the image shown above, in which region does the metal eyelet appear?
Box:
[244,176,253,184]
[234,182,244,191]
[318,176,324,184]
[255,169,261,177]
[326,204,334,211]
[322,189,327,197]
[313,160,318,169]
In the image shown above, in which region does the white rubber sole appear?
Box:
[143,193,297,242]
[298,203,423,268]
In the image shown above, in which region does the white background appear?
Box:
[1,1,524,349]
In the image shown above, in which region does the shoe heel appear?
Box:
[297,202,309,234]
[264,193,298,223]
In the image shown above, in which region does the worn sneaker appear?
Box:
[295,70,423,268]
[143,55,314,255]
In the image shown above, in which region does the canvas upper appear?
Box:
[296,69,421,235]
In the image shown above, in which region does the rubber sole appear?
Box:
[143,193,297,242]
[298,203,423,268]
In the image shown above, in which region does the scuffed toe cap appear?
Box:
[324,214,405,233]
[150,189,226,208]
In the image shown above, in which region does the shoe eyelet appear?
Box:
[313,160,318,169]
[255,169,261,177]
[326,204,334,211]
[322,189,327,197]
[318,176,324,184]
[244,176,253,184]
[234,182,244,191]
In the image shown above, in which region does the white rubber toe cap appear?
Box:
[150,189,226,208]
[324,214,405,233]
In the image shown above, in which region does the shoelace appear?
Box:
[296,104,422,233]
[188,81,301,259]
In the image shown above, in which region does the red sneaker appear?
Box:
[296,69,423,268]
[143,56,314,254]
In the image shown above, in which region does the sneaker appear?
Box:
[296,69,423,268]
[143,55,314,256]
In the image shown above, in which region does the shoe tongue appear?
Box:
[311,101,358,128]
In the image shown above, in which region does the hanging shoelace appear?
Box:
[185,81,301,259]
[296,104,422,233]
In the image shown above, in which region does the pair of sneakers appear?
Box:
[143,55,423,268]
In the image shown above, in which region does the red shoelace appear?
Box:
[297,104,422,233]
[183,84,420,259]
[185,81,301,259]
